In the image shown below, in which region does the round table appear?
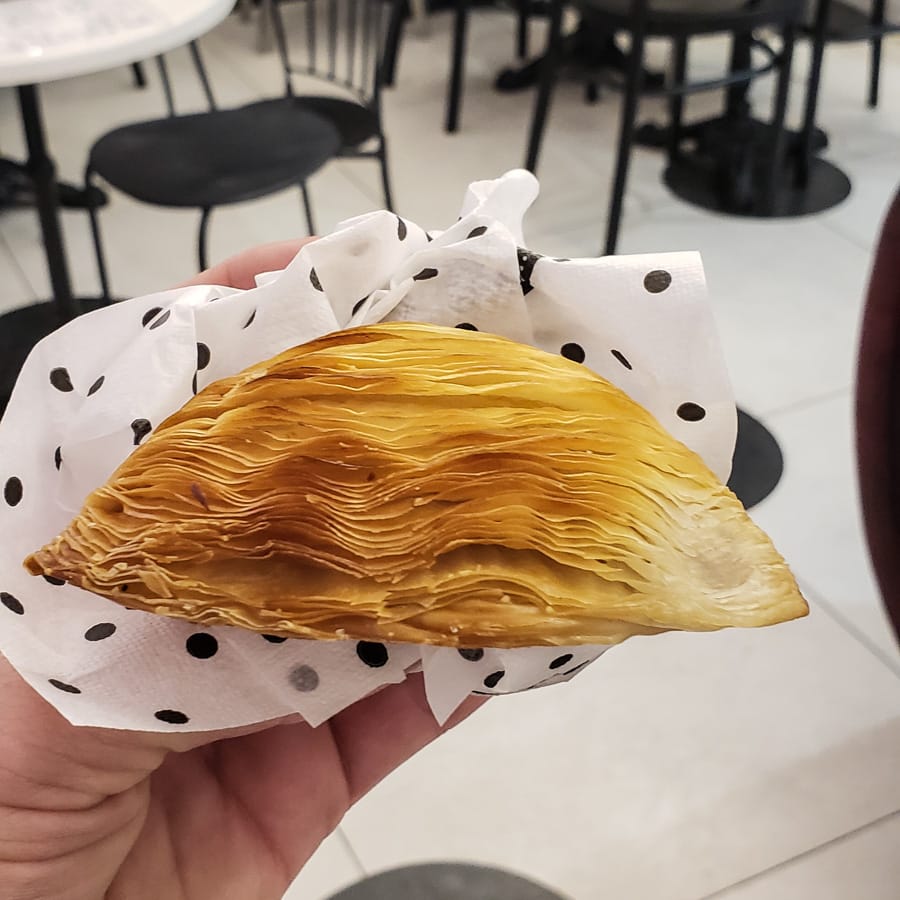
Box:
[0,0,236,414]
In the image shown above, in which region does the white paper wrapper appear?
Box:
[0,170,736,732]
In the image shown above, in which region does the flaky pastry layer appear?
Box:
[25,323,807,647]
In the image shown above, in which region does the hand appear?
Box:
[0,240,485,900]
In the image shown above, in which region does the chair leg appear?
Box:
[869,0,886,108]
[446,0,469,133]
[131,61,147,89]
[84,167,113,303]
[524,0,564,173]
[767,24,796,214]
[300,182,316,235]
[516,0,529,60]
[382,0,406,86]
[378,141,395,212]
[796,0,829,188]
[667,36,688,165]
[198,207,212,272]
[604,18,648,256]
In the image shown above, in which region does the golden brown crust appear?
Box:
[24,323,807,647]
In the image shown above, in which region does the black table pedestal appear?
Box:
[728,408,784,510]
[326,863,565,900]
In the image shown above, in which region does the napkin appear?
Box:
[0,170,736,732]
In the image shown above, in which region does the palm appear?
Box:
[0,656,482,900]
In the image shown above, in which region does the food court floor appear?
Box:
[0,8,898,900]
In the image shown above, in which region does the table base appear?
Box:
[0,299,111,417]
[326,863,565,899]
[664,150,851,219]
[728,409,784,510]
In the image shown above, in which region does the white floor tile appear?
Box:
[751,390,900,663]
[0,228,36,314]
[712,811,900,900]
[283,829,365,900]
[340,603,900,900]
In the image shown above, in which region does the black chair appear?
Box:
[524,0,804,255]
[383,0,533,132]
[86,0,398,298]
[804,0,899,110]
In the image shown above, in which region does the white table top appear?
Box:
[0,0,235,87]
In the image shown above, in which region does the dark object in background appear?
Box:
[856,187,900,647]
[0,157,106,211]
[326,863,567,899]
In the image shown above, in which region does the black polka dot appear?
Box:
[352,296,368,316]
[149,309,171,330]
[553,257,571,262]
[85,622,117,641]
[4,477,23,506]
[243,309,257,329]
[413,267,438,281]
[49,679,81,694]
[455,322,478,331]
[397,216,408,241]
[1,592,24,615]
[196,343,211,370]
[467,226,488,239]
[42,574,65,586]
[186,633,219,659]
[483,670,505,689]
[87,375,105,396]
[155,709,189,725]
[49,368,73,392]
[54,446,62,470]
[458,648,484,662]
[561,342,586,364]
[131,418,152,446]
[549,653,573,670]
[142,306,163,327]
[677,402,707,422]
[356,641,389,668]
[263,634,287,643]
[289,664,320,692]
[611,349,632,370]
[644,270,672,293]
[310,268,323,291]
[426,233,434,242]
[517,248,541,295]
[191,372,199,395]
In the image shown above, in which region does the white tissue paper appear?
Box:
[0,170,736,732]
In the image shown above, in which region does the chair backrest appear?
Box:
[154,41,217,117]
[269,0,397,107]
[856,186,900,644]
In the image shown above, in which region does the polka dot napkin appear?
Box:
[0,170,736,732]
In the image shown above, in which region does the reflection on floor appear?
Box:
[1,8,898,900]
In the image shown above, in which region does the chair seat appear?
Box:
[254,95,382,150]
[89,100,341,208]
[582,0,805,34]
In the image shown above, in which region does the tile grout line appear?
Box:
[698,808,900,899]
[760,384,852,422]
[0,225,39,305]
[806,583,900,681]
[335,825,369,880]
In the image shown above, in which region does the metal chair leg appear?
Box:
[188,41,217,111]
[524,0,564,173]
[446,0,469,133]
[797,0,830,188]
[667,36,688,164]
[381,0,406,87]
[869,0,886,108]
[378,141,395,212]
[84,166,113,304]
[155,55,176,116]
[604,13,648,256]
[766,24,796,215]
[198,207,212,272]
[300,182,316,235]
[516,0,529,59]
[131,62,147,89]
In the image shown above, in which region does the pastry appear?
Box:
[24,322,808,647]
